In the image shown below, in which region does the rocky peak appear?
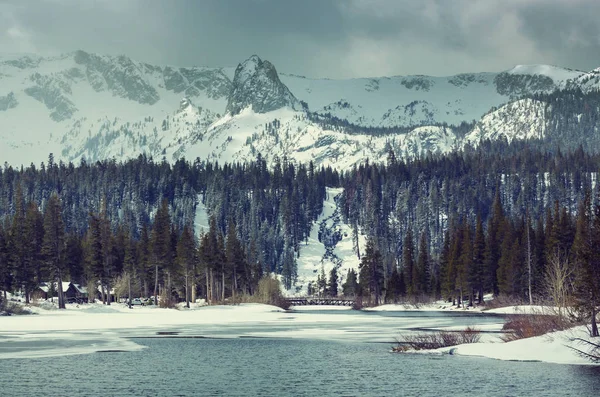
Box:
[225,55,300,115]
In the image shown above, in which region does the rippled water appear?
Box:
[4,337,600,396]
[3,310,599,396]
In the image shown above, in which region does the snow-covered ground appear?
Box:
[2,299,597,366]
[438,325,595,365]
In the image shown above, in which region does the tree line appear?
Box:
[0,154,335,306]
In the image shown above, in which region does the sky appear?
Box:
[1,0,600,79]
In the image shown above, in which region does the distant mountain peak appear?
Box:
[225,55,300,115]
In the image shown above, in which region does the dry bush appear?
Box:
[352,296,363,310]
[460,326,483,344]
[501,313,569,342]
[255,276,290,310]
[158,290,177,309]
[399,327,481,350]
[0,301,33,315]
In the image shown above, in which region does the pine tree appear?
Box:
[24,201,44,290]
[385,267,403,303]
[327,267,338,297]
[137,223,151,297]
[358,238,384,305]
[416,232,430,296]
[41,194,66,309]
[99,202,114,305]
[176,224,196,308]
[10,184,35,303]
[65,234,84,285]
[342,269,358,297]
[85,214,104,302]
[456,222,472,307]
[484,189,505,295]
[150,199,172,305]
[403,229,416,296]
[439,229,452,301]
[122,229,136,305]
[470,214,486,304]
[318,265,327,296]
[0,224,10,303]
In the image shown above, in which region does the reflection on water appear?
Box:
[4,338,600,397]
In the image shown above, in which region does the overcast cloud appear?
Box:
[1,0,599,78]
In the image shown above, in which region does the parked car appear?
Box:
[130,298,144,306]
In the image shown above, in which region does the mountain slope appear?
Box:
[0,51,594,168]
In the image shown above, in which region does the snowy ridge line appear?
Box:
[0,51,594,167]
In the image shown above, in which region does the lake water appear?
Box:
[3,310,600,396]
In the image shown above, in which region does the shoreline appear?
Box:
[1,301,596,365]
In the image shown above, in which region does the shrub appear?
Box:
[397,327,481,351]
[256,276,290,310]
[501,313,569,342]
[159,290,176,309]
[460,326,482,344]
[0,301,34,315]
[352,296,363,310]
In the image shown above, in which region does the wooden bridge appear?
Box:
[285,297,355,307]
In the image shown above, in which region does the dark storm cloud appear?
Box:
[1,0,599,78]
[516,0,600,71]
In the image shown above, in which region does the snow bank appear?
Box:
[442,326,594,365]
[484,305,557,315]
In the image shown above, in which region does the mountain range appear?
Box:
[0,50,595,168]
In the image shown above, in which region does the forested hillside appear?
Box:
[0,139,599,308]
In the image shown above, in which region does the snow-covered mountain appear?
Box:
[0,51,592,167]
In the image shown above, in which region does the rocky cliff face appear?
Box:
[225,55,300,115]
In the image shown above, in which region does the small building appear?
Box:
[32,281,89,303]
[65,283,88,303]
[31,283,50,301]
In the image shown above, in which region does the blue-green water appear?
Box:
[2,310,598,396]
[4,337,600,397]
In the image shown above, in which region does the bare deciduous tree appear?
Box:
[544,252,573,319]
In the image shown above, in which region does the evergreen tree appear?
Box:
[41,194,66,309]
[385,267,403,303]
[416,232,431,296]
[10,184,33,303]
[327,267,338,297]
[85,214,104,302]
[342,269,358,297]
[470,214,485,304]
[24,201,44,289]
[176,224,196,308]
[150,199,172,304]
[225,219,247,299]
[403,229,416,296]
[457,221,472,306]
[358,238,384,305]
[0,224,10,303]
[484,189,505,295]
